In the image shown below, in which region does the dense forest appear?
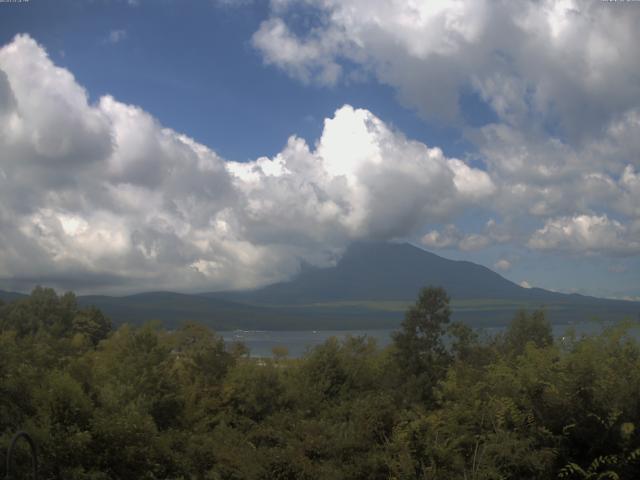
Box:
[2,287,640,479]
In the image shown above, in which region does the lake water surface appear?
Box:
[220,321,634,358]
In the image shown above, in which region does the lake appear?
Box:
[220,321,635,358]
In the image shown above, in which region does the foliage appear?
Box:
[392,286,452,403]
[1,287,640,479]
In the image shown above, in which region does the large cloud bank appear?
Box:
[254,0,640,138]
[0,34,492,293]
[253,0,640,257]
[3,0,640,295]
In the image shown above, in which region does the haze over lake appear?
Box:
[221,322,638,358]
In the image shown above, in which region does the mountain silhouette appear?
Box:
[2,242,638,329]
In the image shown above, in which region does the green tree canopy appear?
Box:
[392,286,452,403]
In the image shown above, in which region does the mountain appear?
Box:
[205,241,639,325]
[74,291,397,330]
[76,292,336,331]
[2,243,638,329]
[0,287,397,331]
[208,242,545,304]
[0,290,27,303]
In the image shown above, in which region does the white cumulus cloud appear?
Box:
[252,0,640,139]
[493,259,511,271]
[527,214,640,256]
[250,0,640,263]
[0,34,494,293]
[421,219,509,252]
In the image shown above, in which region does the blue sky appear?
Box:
[1,0,463,161]
[0,0,639,298]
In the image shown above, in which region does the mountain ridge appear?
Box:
[203,242,614,305]
[2,242,638,329]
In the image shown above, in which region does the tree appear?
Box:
[501,309,553,355]
[72,306,112,346]
[392,286,452,403]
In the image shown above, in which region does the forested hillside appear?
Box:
[2,287,640,479]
